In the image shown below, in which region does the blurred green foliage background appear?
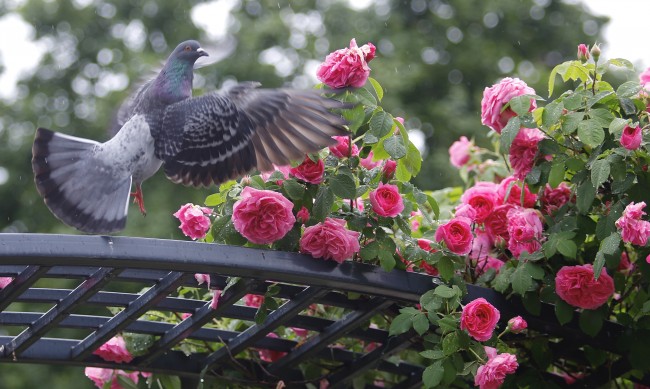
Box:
[0,0,605,386]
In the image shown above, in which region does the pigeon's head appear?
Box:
[169,40,209,64]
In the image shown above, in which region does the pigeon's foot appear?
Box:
[130,185,147,216]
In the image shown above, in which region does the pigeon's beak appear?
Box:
[197,48,209,57]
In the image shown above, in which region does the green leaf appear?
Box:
[330,174,356,199]
[579,309,604,337]
[342,104,366,134]
[577,120,605,148]
[442,331,460,356]
[493,266,514,293]
[420,349,445,360]
[368,77,383,101]
[434,285,457,299]
[548,159,566,188]
[397,141,422,180]
[413,313,430,335]
[282,179,305,200]
[562,112,584,135]
[389,313,412,336]
[555,299,574,325]
[312,186,334,221]
[609,117,629,137]
[153,376,181,389]
[115,375,141,389]
[422,361,445,388]
[590,159,610,188]
[204,193,225,207]
[354,87,377,108]
[541,101,563,128]
[436,316,458,333]
[437,257,454,281]
[548,61,569,97]
[509,95,533,116]
[499,117,521,154]
[369,111,393,139]
[576,177,596,215]
[359,240,380,261]
[557,239,577,259]
[420,290,442,312]
[378,250,396,272]
[427,195,440,219]
[383,136,407,159]
[511,262,536,295]
[594,232,621,279]
[616,80,642,98]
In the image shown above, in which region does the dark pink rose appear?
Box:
[577,44,590,62]
[481,77,536,134]
[0,277,13,289]
[258,333,288,363]
[507,207,543,258]
[296,206,310,224]
[616,201,650,246]
[507,316,527,333]
[497,176,537,208]
[484,204,516,244]
[541,182,574,215]
[291,327,309,338]
[290,156,325,184]
[93,336,133,363]
[449,136,473,168]
[509,127,545,180]
[382,159,397,181]
[360,151,381,170]
[417,239,439,276]
[85,368,142,389]
[329,135,359,158]
[300,218,360,263]
[475,346,518,389]
[173,203,212,240]
[555,264,615,309]
[618,252,634,275]
[232,187,296,245]
[210,290,221,310]
[620,125,642,150]
[460,182,498,223]
[316,38,376,88]
[460,298,500,341]
[244,294,265,308]
[435,217,473,255]
[194,273,210,287]
[369,182,404,217]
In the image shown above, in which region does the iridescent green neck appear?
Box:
[153,60,194,104]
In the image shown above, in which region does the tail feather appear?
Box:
[32,128,132,234]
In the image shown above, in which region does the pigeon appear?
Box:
[32,40,349,234]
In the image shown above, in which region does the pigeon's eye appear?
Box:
[184,45,191,52]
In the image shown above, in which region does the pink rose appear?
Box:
[369,182,404,217]
[360,151,381,170]
[620,125,642,150]
[329,135,359,158]
[435,217,473,255]
[555,264,615,309]
[484,204,516,244]
[460,298,500,341]
[300,218,360,263]
[474,256,505,277]
[173,203,212,240]
[417,239,439,276]
[460,182,498,223]
[507,208,543,258]
[449,136,473,168]
[640,67,650,90]
[618,252,634,275]
[616,201,650,246]
[541,182,573,215]
[0,277,13,289]
[317,38,376,89]
[481,77,537,134]
[497,176,537,208]
[210,290,221,310]
[260,164,291,183]
[382,159,397,181]
[577,44,590,62]
[474,347,518,389]
[85,368,142,389]
[244,294,265,308]
[509,127,545,180]
[296,206,310,224]
[194,273,210,287]
[290,156,325,184]
[232,187,296,245]
[455,203,478,221]
[258,333,288,363]
[507,316,527,333]
[93,336,133,363]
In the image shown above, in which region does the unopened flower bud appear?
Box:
[577,44,590,63]
[590,44,601,62]
[382,159,397,181]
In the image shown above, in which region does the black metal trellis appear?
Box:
[0,233,643,388]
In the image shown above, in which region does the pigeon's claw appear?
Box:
[130,184,147,216]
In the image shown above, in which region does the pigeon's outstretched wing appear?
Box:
[155,83,349,187]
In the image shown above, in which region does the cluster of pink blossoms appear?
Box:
[615,201,650,246]
[85,335,150,389]
[316,38,376,89]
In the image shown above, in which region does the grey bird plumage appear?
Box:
[32,40,348,234]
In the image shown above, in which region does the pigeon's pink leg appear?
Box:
[130,184,147,215]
